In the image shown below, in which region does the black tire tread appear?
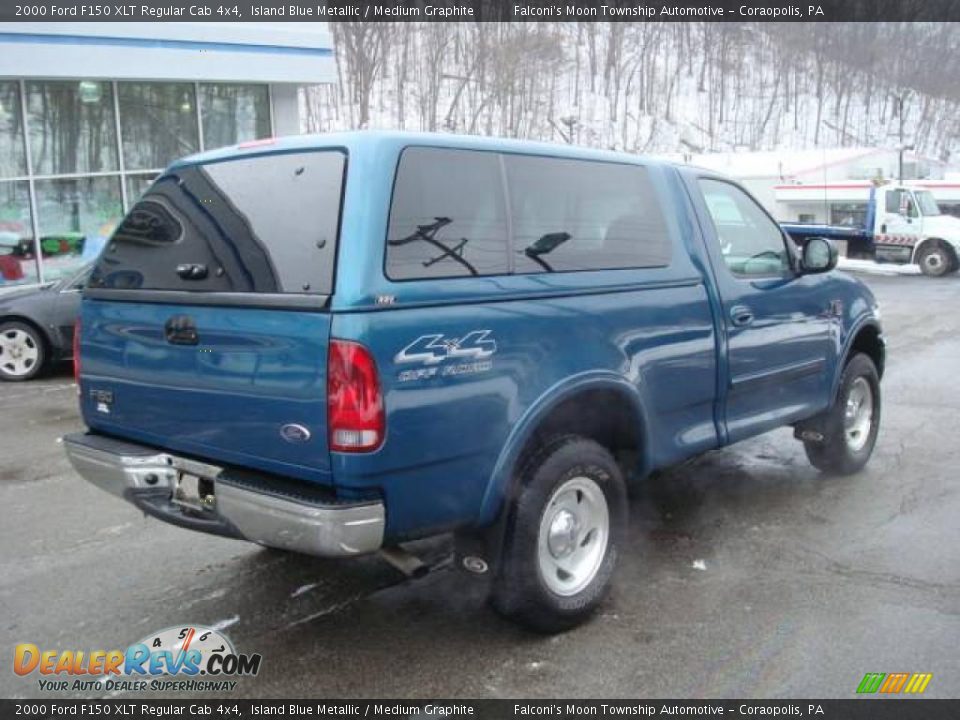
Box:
[491,435,627,634]
[918,243,951,278]
[803,353,880,475]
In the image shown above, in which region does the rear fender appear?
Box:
[476,371,651,528]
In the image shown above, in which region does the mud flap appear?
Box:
[453,514,509,582]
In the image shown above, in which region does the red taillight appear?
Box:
[72,318,81,389]
[327,340,384,452]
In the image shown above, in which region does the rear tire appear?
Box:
[491,435,627,633]
[917,242,951,277]
[0,321,46,381]
[803,353,880,475]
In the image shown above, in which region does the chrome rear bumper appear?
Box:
[63,432,384,558]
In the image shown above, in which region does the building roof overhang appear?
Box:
[0,22,335,84]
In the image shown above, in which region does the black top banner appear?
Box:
[3,0,960,22]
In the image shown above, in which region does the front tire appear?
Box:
[0,321,46,381]
[491,436,627,633]
[804,353,880,475]
[917,242,951,277]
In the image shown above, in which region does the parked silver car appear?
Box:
[0,264,90,381]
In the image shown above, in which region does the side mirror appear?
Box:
[801,237,838,274]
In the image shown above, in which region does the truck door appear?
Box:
[690,177,836,443]
[876,188,920,263]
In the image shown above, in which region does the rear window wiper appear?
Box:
[389,217,478,276]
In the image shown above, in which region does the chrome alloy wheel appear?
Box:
[537,475,609,597]
[0,328,40,378]
[844,376,874,452]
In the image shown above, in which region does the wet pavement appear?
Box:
[2,271,958,699]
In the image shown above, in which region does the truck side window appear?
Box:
[698,179,791,278]
[386,148,508,280]
[884,190,906,215]
[505,156,670,273]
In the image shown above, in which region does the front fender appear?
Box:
[476,370,650,526]
[832,315,884,400]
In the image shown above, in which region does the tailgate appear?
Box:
[79,147,346,483]
[81,300,333,481]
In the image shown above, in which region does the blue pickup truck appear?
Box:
[64,132,884,632]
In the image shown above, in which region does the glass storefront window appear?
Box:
[7,79,273,283]
[0,83,26,179]
[0,181,38,286]
[125,173,160,206]
[200,84,271,150]
[119,83,199,171]
[34,176,122,281]
[26,81,119,175]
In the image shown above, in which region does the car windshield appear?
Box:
[54,262,94,291]
[915,191,941,216]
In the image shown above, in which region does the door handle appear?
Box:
[176,263,208,280]
[730,305,754,327]
[165,315,198,345]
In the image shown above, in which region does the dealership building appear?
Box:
[0,23,335,286]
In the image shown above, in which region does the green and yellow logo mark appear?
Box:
[857,672,932,694]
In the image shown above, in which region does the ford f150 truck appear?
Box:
[64,132,884,632]
[782,184,960,277]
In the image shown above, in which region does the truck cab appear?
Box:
[875,185,960,276]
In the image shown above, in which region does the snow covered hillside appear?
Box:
[302,22,960,160]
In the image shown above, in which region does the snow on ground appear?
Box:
[838,257,920,276]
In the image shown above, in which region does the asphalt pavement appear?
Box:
[2,270,958,699]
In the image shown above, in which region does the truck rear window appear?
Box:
[90,150,345,295]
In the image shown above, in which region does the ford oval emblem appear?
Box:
[280,423,312,443]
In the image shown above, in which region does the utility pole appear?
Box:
[893,92,913,183]
[897,94,905,183]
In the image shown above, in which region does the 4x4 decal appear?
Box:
[395,331,497,366]
[394,331,497,382]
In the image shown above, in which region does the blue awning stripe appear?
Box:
[0,32,333,58]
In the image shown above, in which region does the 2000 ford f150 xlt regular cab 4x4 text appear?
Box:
[64,132,884,632]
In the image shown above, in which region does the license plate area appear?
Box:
[172,472,216,513]
[168,457,222,515]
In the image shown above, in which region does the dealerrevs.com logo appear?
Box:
[14,625,262,693]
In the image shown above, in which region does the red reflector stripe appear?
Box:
[73,318,81,392]
[238,137,277,149]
